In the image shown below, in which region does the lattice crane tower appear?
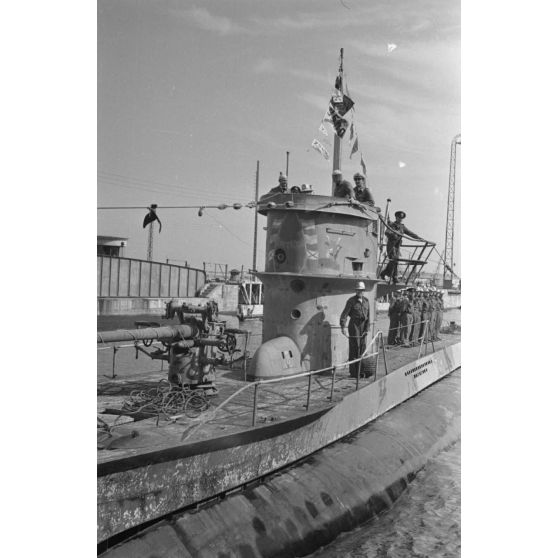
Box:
[147,221,154,262]
[443,134,461,288]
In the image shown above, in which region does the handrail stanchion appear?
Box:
[329,366,336,401]
[252,383,259,426]
[355,360,360,391]
[381,333,389,377]
[112,346,118,378]
[418,321,426,358]
[305,374,312,410]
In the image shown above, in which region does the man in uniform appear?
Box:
[434,291,444,341]
[387,290,400,345]
[332,169,354,198]
[407,287,418,347]
[340,281,370,378]
[353,173,375,205]
[398,290,413,347]
[418,291,428,343]
[411,290,422,346]
[425,292,435,342]
[380,211,424,284]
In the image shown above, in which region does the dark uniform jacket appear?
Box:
[333,180,354,198]
[399,297,412,314]
[340,295,370,329]
[261,184,287,200]
[385,221,421,259]
[354,186,375,205]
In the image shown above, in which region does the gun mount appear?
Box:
[97,301,244,392]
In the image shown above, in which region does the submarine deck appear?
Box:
[97,332,461,465]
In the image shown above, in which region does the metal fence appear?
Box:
[97,256,206,298]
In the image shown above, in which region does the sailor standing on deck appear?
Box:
[411,291,422,346]
[434,292,444,341]
[332,170,354,199]
[429,293,438,341]
[399,291,413,347]
[426,292,435,341]
[380,211,423,284]
[418,291,428,343]
[387,290,400,345]
[340,282,370,378]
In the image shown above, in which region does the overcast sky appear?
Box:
[98,0,460,274]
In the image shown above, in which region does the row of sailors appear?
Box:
[263,170,375,206]
[387,289,444,347]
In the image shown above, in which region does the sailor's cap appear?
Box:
[355,281,366,290]
[332,169,342,176]
[394,210,406,219]
[353,172,365,179]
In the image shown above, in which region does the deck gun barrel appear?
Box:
[97,324,199,345]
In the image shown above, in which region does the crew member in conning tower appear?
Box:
[380,210,423,284]
[340,281,370,378]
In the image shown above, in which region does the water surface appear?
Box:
[310,440,461,558]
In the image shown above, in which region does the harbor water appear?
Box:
[309,440,461,558]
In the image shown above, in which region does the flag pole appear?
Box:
[332,48,343,194]
[252,161,260,272]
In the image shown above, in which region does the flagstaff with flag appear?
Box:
[310,48,367,192]
[331,48,345,185]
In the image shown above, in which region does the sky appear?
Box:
[98,0,460,275]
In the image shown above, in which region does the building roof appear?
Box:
[97,235,128,246]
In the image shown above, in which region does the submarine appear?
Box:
[96,49,461,556]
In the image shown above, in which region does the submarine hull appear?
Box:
[98,342,460,544]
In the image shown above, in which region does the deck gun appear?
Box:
[97,301,244,392]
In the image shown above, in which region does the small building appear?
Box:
[97,235,128,257]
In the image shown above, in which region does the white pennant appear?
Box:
[318,123,328,136]
[311,139,330,160]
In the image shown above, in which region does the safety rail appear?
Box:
[96,320,456,445]
[179,331,389,441]
[97,313,455,384]
[377,239,436,285]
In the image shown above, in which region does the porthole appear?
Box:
[274,248,286,264]
[290,309,301,319]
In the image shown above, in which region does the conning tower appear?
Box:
[248,192,380,380]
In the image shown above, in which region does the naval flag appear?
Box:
[143,206,162,232]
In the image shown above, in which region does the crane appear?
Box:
[443,134,461,288]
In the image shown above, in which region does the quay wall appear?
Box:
[101,370,460,558]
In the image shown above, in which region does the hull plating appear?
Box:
[97,342,460,543]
